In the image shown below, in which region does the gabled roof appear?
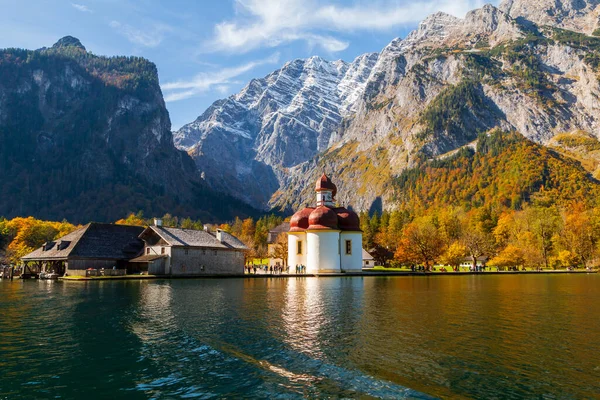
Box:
[362,249,374,261]
[142,226,249,250]
[22,223,145,261]
[22,225,88,260]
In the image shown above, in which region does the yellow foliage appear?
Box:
[440,241,467,267]
[488,245,525,268]
[1,216,79,263]
[115,212,146,226]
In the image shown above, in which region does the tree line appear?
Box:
[2,202,600,271]
[359,202,600,270]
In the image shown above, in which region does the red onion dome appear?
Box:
[315,173,337,199]
[308,206,339,230]
[334,207,361,231]
[289,207,314,232]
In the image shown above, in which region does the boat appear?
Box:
[39,271,60,280]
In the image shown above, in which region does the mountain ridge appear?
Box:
[174,0,600,214]
[0,37,259,223]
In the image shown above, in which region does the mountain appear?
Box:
[173,53,378,207]
[500,0,600,33]
[176,0,600,214]
[0,37,258,223]
[393,130,600,213]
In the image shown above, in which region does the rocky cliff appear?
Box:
[0,37,257,222]
[176,0,600,213]
[173,54,378,206]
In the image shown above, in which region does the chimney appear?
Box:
[154,218,163,227]
[204,226,209,232]
[216,229,223,242]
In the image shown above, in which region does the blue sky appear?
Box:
[0,0,492,130]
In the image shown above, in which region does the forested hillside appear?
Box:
[0,37,258,223]
[353,131,600,269]
[394,131,600,213]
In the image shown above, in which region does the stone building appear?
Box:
[287,174,363,274]
[131,221,248,276]
[21,223,144,276]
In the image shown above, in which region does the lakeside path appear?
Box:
[56,269,597,281]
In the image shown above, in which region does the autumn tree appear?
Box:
[115,211,146,226]
[488,245,525,270]
[440,241,467,270]
[395,217,444,270]
[271,232,289,267]
[3,217,78,263]
[180,217,203,230]
[461,211,496,270]
[527,206,561,269]
[557,204,597,268]
[161,213,178,228]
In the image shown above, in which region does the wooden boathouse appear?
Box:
[21,223,144,277]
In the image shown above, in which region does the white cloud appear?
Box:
[109,20,171,48]
[162,53,280,102]
[71,3,93,13]
[207,0,487,53]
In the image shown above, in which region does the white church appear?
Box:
[288,173,363,273]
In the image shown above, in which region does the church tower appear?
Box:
[288,173,363,274]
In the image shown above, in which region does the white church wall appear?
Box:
[339,232,363,272]
[287,233,307,268]
[307,231,341,273]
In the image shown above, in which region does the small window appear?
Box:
[213,250,217,256]
[184,249,189,255]
[297,241,303,255]
[345,240,352,255]
[146,248,150,255]
[202,249,206,256]
[161,247,165,254]
[366,261,369,265]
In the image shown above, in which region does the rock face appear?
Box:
[173,54,378,207]
[0,37,256,222]
[499,0,600,34]
[176,1,600,213]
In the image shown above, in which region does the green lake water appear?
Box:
[1,275,599,399]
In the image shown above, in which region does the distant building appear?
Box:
[362,249,375,268]
[460,256,487,268]
[21,223,145,277]
[435,256,488,269]
[131,221,249,276]
[287,173,363,273]
[267,222,290,267]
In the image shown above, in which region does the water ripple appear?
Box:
[1,275,600,398]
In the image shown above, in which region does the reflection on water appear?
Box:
[1,275,599,399]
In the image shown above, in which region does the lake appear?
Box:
[1,275,599,399]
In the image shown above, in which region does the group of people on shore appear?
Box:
[243,263,308,275]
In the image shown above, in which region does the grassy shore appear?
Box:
[370,266,597,273]
[54,268,598,281]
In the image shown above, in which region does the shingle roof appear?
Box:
[216,230,248,250]
[22,225,88,260]
[362,249,374,261]
[22,223,144,261]
[148,226,249,250]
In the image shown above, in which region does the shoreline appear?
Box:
[33,269,598,281]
